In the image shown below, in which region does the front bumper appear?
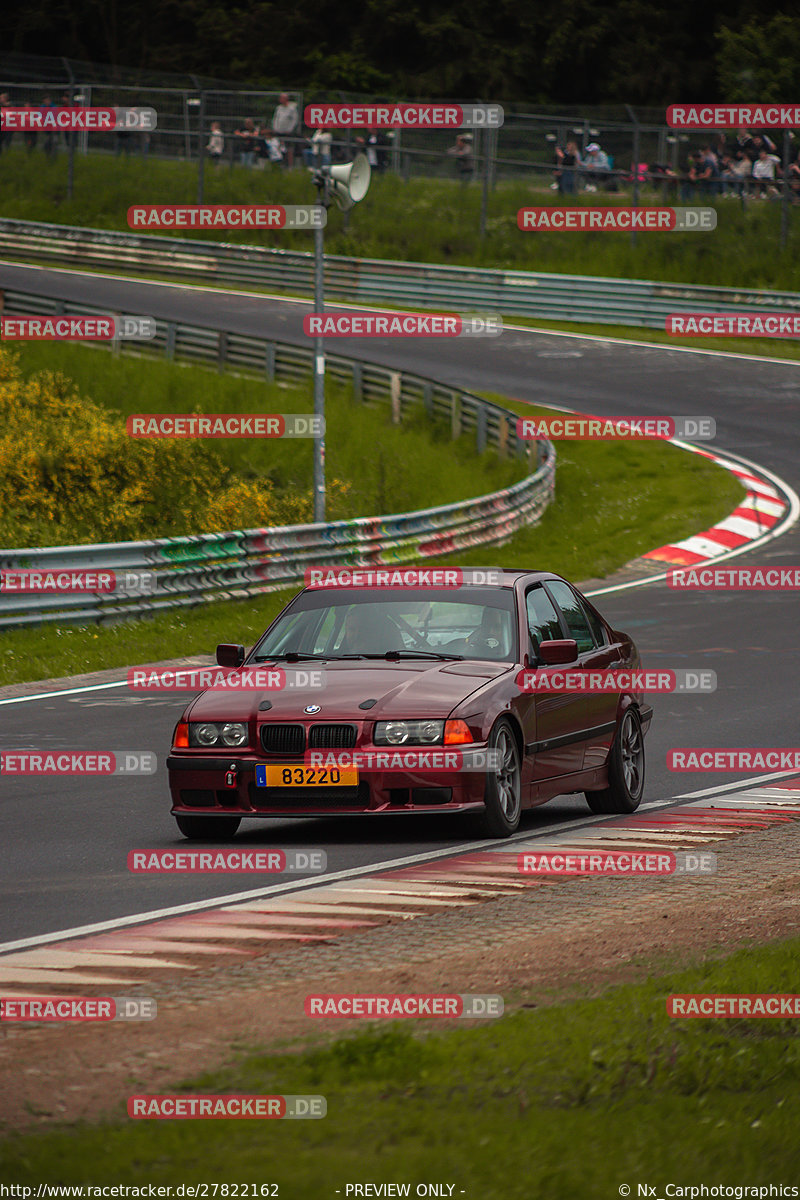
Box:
[167,753,488,817]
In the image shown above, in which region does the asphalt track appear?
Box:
[1,260,799,944]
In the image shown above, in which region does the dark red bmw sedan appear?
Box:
[167,571,652,839]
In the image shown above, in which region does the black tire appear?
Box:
[480,718,522,837]
[174,814,242,841]
[585,707,645,815]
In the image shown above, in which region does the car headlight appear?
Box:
[373,719,444,746]
[188,722,248,748]
[221,722,248,747]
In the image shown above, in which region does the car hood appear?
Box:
[187,659,511,722]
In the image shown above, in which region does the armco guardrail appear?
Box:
[0,291,554,629]
[1,218,799,328]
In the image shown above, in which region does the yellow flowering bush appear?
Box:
[0,350,349,547]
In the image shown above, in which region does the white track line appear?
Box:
[0,790,725,956]
[1,775,796,956]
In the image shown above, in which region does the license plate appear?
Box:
[255,763,358,788]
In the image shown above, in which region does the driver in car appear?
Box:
[340,606,404,654]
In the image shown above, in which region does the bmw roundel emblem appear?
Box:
[304,704,321,714]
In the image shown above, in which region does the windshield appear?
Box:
[253,587,518,662]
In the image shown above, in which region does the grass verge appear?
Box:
[1,149,799,289]
[0,935,798,1194]
[0,387,745,686]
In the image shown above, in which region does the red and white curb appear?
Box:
[642,446,790,566]
[1,778,799,997]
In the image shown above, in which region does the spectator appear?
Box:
[234,117,258,167]
[752,145,781,197]
[648,161,678,198]
[582,142,610,191]
[447,132,474,182]
[271,93,299,166]
[303,127,332,169]
[751,132,777,157]
[735,128,757,161]
[266,131,285,166]
[554,140,581,194]
[719,149,751,197]
[0,94,12,154]
[370,128,390,172]
[206,120,224,164]
[253,122,269,169]
[682,147,718,199]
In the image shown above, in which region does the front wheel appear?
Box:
[174,814,242,841]
[480,718,522,837]
[585,707,645,815]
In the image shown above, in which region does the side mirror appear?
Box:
[537,638,579,665]
[216,643,245,668]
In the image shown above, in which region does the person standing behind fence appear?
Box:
[447,132,474,182]
[555,140,581,194]
[234,118,257,166]
[752,145,781,197]
[272,93,299,166]
[207,121,224,165]
[310,127,332,167]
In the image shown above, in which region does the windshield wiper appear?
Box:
[254,651,338,662]
[383,650,464,661]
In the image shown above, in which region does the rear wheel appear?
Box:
[585,707,644,815]
[174,814,242,841]
[480,718,522,837]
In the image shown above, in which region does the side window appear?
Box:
[583,602,608,647]
[546,581,596,654]
[525,587,563,654]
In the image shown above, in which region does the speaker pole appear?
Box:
[313,177,327,524]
